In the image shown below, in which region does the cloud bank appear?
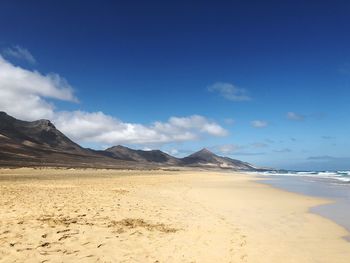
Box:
[0,55,227,146]
[55,112,227,145]
[0,55,77,120]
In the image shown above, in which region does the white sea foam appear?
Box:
[250,170,350,183]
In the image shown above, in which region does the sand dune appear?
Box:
[0,168,349,262]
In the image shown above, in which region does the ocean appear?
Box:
[255,170,350,183]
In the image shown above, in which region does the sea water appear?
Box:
[255,170,350,183]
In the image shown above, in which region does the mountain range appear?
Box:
[0,112,259,170]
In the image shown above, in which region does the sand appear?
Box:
[0,168,349,263]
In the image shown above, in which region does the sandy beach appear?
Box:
[0,168,349,263]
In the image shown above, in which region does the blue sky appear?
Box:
[0,0,349,170]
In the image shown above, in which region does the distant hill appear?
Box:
[105,145,181,165]
[181,148,255,170]
[0,112,259,170]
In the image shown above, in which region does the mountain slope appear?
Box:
[105,145,181,165]
[181,148,255,170]
[0,112,86,154]
[0,112,134,168]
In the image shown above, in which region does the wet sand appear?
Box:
[0,168,350,262]
[261,175,350,238]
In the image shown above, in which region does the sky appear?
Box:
[0,0,349,170]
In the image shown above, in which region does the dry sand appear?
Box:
[0,168,349,263]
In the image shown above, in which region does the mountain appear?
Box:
[0,112,259,170]
[105,145,181,165]
[106,146,257,170]
[0,112,86,154]
[181,148,255,170]
[0,112,135,168]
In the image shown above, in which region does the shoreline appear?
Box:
[1,168,350,262]
[257,174,350,240]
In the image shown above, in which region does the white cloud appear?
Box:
[286,112,305,121]
[167,149,179,155]
[142,147,152,151]
[208,82,251,101]
[0,55,77,120]
[54,112,228,145]
[0,55,228,146]
[3,45,36,64]
[251,120,268,128]
[165,115,228,136]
